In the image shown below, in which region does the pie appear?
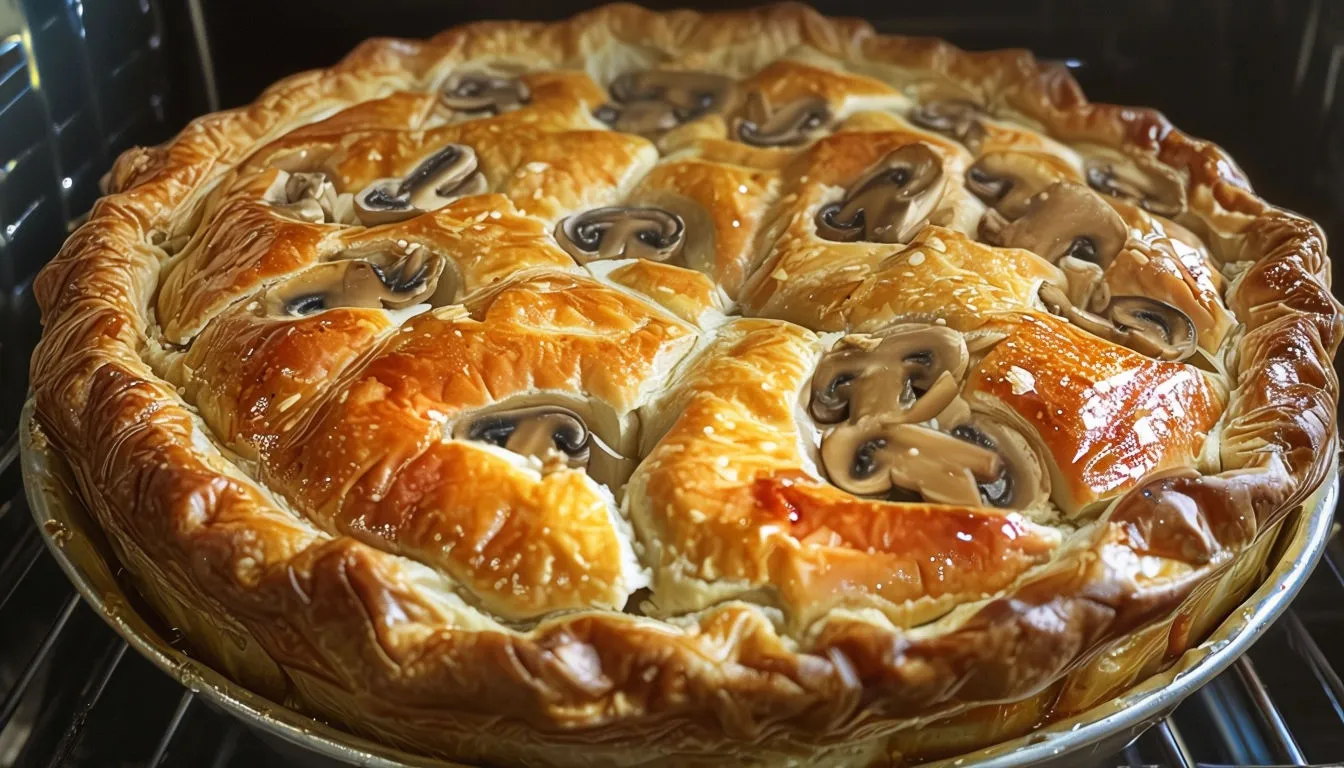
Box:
[28,4,1342,765]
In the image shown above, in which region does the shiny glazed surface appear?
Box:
[25,4,1342,766]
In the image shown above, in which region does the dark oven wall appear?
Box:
[0,0,216,444]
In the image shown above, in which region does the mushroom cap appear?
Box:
[990,181,1129,267]
[594,70,734,135]
[733,92,831,147]
[440,72,531,115]
[1039,283,1198,362]
[808,324,969,425]
[819,421,1003,505]
[949,418,1050,510]
[1084,157,1185,218]
[1107,295,1199,361]
[264,170,355,225]
[593,100,682,135]
[908,99,986,149]
[455,404,592,470]
[353,144,487,225]
[261,246,450,317]
[554,207,687,265]
[815,143,948,244]
[965,150,1074,219]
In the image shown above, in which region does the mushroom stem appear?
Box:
[734,92,831,147]
[354,144,486,225]
[808,324,969,426]
[820,421,1002,506]
[440,72,531,115]
[815,144,947,244]
[594,70,734,136]
[908,99,986,149]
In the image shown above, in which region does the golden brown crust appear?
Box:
[30,3,1340,766]
[965,315,1226,515]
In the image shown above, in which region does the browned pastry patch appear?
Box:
[29,4,1340,767]
[966,314,1225,515]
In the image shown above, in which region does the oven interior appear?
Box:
[0,0,1341,765]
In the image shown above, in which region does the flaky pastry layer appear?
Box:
[30,4,1340,766]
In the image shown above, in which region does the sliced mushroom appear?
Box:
[440,72,531,115]
[1055,255,1109,311]
[354,144,487,225]
[820,421,1002,506]
[455,405,591,470]
[733,92,831,147]
[985,181,1129,267]
[1106,296,1199,361]
[594,70,734,135]
[908,99,986,150]
[554,206,686,265]
[965,151,1072,219]
[948,419,1048,510]
[1084,158,1185,218]
[815,144,948,244]
[809,325,969,425]
[262,247,447,317]
[1039,283,1198,361]
[264,171,357,225]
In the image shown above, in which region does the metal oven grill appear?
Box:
[1,0,1342,766]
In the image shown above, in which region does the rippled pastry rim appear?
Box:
[28,3,1342,765]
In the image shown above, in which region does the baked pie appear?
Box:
[29,4,1341,765]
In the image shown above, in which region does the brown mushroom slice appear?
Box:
[809,325,969,425]
[1039,284,1198,362]
[733,92,831,147]
[554,206,686,265]
[262,250,444,317]
[948,419,1049,510]
[815,144,948,244]
[1084,157,1185,218]
[965,151,1072,219]
[594,70,734,135]
[593,100,682,135]
[988,181,1129,267]
[1106,296,1199,361]
[820,421,1002,506]
[440,72,531,115]
[354,144,487,225]
[454,405,592,470]
[264,171,356,224]
[908,99,986,150]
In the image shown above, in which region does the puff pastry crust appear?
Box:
[30,4,1341,766]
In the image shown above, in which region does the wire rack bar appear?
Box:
[0,433,17,478]
[146,690,195,768]
[1283,609,1344,722]
[0,592,79,729]
[206,722,243,768]
[1234,656,1308,766]
[0,525,42,612]
[1154,717,1196,768]
[41,639,128,768]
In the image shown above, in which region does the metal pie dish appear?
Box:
[19,400,1339,768]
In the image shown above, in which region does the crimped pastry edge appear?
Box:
[29,3,1342,765]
